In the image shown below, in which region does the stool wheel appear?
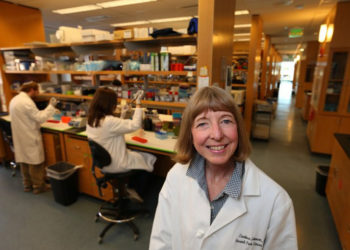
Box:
[98,237,103,244]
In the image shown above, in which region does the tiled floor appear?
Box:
[0,81,341,249]
[250,81,341,250]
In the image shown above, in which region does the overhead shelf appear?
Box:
[4,70,196,76]
[1,35,197,55]
[36,92,187,109]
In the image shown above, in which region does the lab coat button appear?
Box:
[196,230,204,238]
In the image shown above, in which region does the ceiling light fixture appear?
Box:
[234,33,250,37]
[53,5,102,14]
[318,24,327,43]
[97,0,156,8]
[234,24,252,28]
[326,23,334,42]
[150,16,192,23]
[235,10,249,15]
[111,16,193,27]
[111,20,150,27]
[53,0,156,14]
[233,38,250,42]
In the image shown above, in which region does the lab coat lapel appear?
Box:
[206,196,247,237]
[205,160,260,237]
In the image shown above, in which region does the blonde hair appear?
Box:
[173,86,251,164]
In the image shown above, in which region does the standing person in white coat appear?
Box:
[9,81,57,194]
[87,87,156,197]
[150,86,298,250]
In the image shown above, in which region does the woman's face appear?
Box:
[191,109,238,168]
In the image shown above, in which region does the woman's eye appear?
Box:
[196,122,207,128]
[221,119,233,124]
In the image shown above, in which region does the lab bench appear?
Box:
[0,115,176,201]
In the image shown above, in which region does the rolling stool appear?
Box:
[88,139,146,244]
[0,117,17,177]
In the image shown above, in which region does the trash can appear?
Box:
[47,162,79,206]
[315,165,329,196]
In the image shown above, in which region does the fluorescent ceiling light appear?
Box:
[234,24,252,28]
[97,0,156,8]
[110,16,192,27]
[234,33,250,37]
[111,20,150,27]
[233,38,250,42]
[150,16,192,23]
[53,5,102,14]
[318,24,327,43]
[235,10,249,15]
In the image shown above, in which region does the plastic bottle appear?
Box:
[174,91,179,102]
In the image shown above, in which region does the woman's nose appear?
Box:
[210,123,223,140]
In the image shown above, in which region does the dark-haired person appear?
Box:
[9,81,57,194]
[150,86,297,249]
[86,87,156,199]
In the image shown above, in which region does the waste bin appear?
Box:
[315,165,329,196]
[47,162,79,206]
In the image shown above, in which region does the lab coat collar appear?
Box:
[241,159,260,196]
[204,159,261,238]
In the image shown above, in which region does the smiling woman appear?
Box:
[150,86,298,250]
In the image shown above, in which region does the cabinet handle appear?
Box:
[74,145,81,150]
[347,225,350,233]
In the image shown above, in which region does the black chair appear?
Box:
[0,117,17,177]
[88,139,145,244]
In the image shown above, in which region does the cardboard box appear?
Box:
[55,26,82,43]
[133,27,150,38]
[123,29,134,39]
[252,123,270,139]
[82,29,112,42]
[114,30,124,39]
[167,45,196,55]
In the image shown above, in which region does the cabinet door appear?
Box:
[64,135,113,201]
[42,132,62,167]
[338,117,350,134]
[308,115,340,154]
[64,135,94,197]
[321,50,349,114]
[326,141,350,249]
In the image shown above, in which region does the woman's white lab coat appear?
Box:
[150,159,298,250]
[9,92,56,165]
[86,108,155,173]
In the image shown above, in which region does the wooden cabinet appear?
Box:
[326,134,350,249]
[308,48,350,154]
[64,134,113,201]
[42,131,64,167]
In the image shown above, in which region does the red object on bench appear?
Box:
[131,136,148,143]
[47,120,60,123]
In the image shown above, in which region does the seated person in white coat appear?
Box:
[9,81,57,194]
[86,87,156,196]
[150,86,298,250]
